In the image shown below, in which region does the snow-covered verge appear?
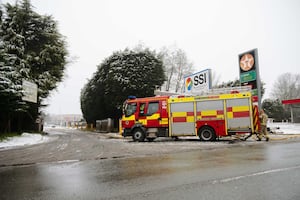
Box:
[268,123,300,134]
[0,133,50,150]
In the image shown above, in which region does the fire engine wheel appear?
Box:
[132,128,145,142]
[199,126,216,141]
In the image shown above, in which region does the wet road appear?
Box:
[1,130,300,199]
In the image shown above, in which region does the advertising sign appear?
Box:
[184,69,211,94]
[22,80,38,103]
[239,49,261,107]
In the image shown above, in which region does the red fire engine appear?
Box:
[120,92,259,142]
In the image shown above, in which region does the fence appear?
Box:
[96,118,114,133]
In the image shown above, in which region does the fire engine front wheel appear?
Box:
[132,128,145,142]
[199,126,216,141]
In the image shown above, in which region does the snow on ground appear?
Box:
[0,133,50,150]
[268,123,300,134]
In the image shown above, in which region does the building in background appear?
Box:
[44,114,84,127]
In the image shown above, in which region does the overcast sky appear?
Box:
[2,0,300,115]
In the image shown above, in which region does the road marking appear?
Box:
[212,165,300,184]
[56,160,80,164]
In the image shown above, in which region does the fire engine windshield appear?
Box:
[124,102,137,117]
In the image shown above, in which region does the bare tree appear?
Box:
[174,49,194,92]
[159,45,194,92]
[211,71,222,88]
[159,46,176,91]
[271,73,300,100]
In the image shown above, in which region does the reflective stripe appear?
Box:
[173,117,186,122]
[172,112,188,117]
[186,116,195,122]
[138,119,147,125]
[172,112,195,123]
[227,106,250,119]
[160,118,169,125]
[146,113,160,119]
[197,110,224,119]
[233,111,250,118]
[122,115,135,120]
[232,105,249,112]
[201,110,217,116]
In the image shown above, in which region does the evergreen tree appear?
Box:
[0,3,28,132]
[262,99,289,122]
[13,0,68,99]
[81,47,165,124]
[80,73,106,124]
[0,0,68,133]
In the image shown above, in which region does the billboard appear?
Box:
[22,80,38,103]
[184,69,211,94]
[239,48,261,106]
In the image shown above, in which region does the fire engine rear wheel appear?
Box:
[132,128,145,142]
[199,126,216,141]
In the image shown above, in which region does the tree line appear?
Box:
[0,0,68,133]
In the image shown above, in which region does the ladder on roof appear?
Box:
[154,86,252,97]
[205,86,252,95]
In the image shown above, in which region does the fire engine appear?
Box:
[120,90,259,142]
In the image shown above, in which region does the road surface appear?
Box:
[0,128,300,199]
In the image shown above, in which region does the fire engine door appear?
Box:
[146,101,160,127]
[137,102,160,127]
[169,102,196,136]
[226,98,252,131]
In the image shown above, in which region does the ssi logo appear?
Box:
[184,69,211,93]
[193,73,207,88]
[185,77,193,91]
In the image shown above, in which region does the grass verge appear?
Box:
[0,132,22,142]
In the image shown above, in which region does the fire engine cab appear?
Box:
[120,91,259,142]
